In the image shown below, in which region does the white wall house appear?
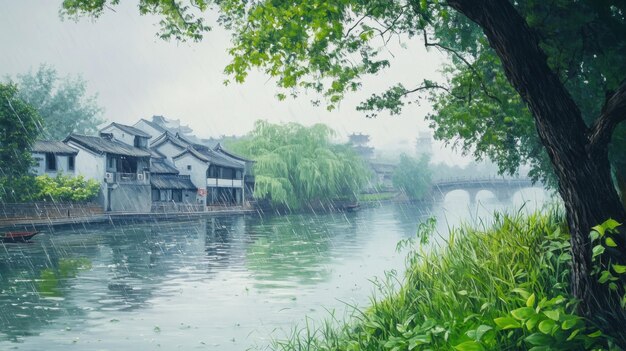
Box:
[172,147,209,205]
[133,118,167,139]
[150,132,187,163]
[64,134,152,212]
[100,122,151,149]
[31,141,79,177]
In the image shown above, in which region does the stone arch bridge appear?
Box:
[432,177,540,202]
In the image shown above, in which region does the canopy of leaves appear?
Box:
[227,120,369,208]
[0,83,42,178]
[14,65,104,140]
[392,154,432,200]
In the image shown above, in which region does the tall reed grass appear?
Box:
[269,210,622,350]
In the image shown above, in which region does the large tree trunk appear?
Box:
[446,0,626,343]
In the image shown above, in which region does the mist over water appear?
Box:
[0,188,547,350]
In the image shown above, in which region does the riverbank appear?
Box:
[0,208,256,232]
[269,211,623,351]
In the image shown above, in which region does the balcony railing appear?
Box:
[206,178,243,188]
[106,172,150,184]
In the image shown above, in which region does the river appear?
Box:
[0,188,548,350]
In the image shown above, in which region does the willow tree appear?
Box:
[62,0,626,337]
[227,121,369,208]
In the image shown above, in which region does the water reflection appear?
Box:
[0,189,548,349]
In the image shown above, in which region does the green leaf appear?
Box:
[494,316,520,330]
[566,329,580,341]
[613,264,626,274]
[591,225,605,237]
[592,245,605,259]
[587,330,602,338]
[454,340,484,351]
[526,293,536,307]
[526,315,541,331]
[511,307,535,321]
[472,325,493,342]
[605,237,617,247]
[538,319,556,334]
[561,318,578,330]
[543,310,559,321]
[524,333,552,346]
[602,218,621,231]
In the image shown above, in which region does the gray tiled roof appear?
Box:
[150,131,188,148]
[65,134,151,157]
[151,174,196,190]
[173,146,210,163]
[192,145,244,169]
[214,143,255,163]
[151,159,179,175]
[137,118,167,133]
[32,141,78,154]
[104,122,152,138]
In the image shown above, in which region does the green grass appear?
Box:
[268,210,623,351]
[357,192,398,202]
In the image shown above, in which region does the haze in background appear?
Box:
[0,0,473,165]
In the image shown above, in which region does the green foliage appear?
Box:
[589,219,626,308]
[0,174,100,203]
[0,83,42,178]
[35,174,101,202]
[268,211,622,350]
[14,64,104,140]
[0,175,41,203]
[357,192,397,202]
[227,120,369,208]
[392,154,432,200]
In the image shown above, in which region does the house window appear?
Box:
[45,153,56,171]
[187,165,192,171]
[208,166,217,178]
[134,136,147,148]
[108,157,115,170]
[68,156,75,171]
[172,190,183,202]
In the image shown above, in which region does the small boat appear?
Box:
[2,231,40,243]
[345,203,361,212]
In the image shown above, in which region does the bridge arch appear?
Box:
[432,178,537,203]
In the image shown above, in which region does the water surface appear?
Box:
[0,188,547,350]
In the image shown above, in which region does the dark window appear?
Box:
[172,190,183,202]
[108,157,115,170]
[222,168,234,179]
[134,136,147,148]
[187,165,192,171]
[152,189,160,201]
[68,156,75,171]
[208,165,217,178]
[45,153,56,171]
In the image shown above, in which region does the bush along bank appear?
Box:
[0,174,100,203]
[271,211,626,351]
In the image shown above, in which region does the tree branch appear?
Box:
[422,31,502,104]
[588,79,626,153]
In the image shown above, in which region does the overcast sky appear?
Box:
[0,1,472,165]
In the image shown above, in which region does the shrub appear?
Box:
[0,174,100,203]
[35,174,100,202]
